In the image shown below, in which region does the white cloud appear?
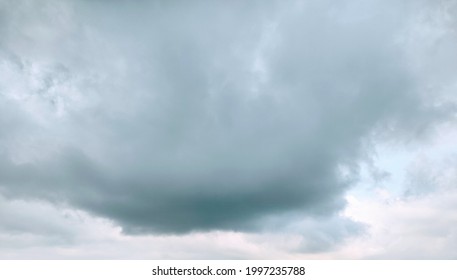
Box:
[342,189,457,259]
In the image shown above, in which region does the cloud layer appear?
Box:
[1,0,456,255]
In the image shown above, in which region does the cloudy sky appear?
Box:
[0,0,456,259]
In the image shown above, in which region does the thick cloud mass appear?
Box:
[0,0,456,234]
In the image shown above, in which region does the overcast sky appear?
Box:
[0,0,456,259]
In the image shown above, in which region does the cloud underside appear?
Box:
[0,0,456,239]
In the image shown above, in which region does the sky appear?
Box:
[0,0,456,259]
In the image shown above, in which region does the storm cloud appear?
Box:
[1,0,456,238]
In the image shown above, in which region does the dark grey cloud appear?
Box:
[0,0,456,239]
